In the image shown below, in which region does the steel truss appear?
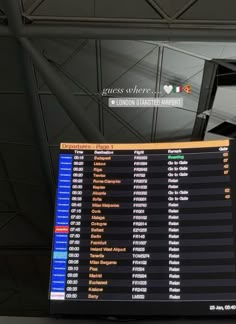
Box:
[0,0,236,40]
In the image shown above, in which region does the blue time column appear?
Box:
[50,153,73,300]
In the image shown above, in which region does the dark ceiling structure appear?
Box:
[2,0,236,39]
[1,0,236,316]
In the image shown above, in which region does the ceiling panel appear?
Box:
[13,183,52,237]
[160,47,204,113]
[104,105,153,142]
[101,41,159,142]
[104,48,159,96]
[0,257,15,292]
[36,67,81,93]
[155,0,190,17]
[155,108,195,141]
[181,0,236,20]
[0,39,24,91]
[22,0,35,11]
[0,215,49,246]
[1,146,45,185]
[34,39,97,94]
[34,39,86,66]
[155,46,203,141]
[101,41,158,89]
[167,42,224,60]
[95,0,161,18]
[33,0,94,16]
[0,152,16,214]
[103,109,146,143]
[219,44,236,60]
[0,287,22,315]
[0,255,50,315]
[167,42,236,60]
[63,40,97,93]
[33,0,161,18]
[0,179,16,213]
[0,94,35,144]
[40,94,99,145]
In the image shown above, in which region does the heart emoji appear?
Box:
[163,85,173,95]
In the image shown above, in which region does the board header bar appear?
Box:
[60,140,230,151]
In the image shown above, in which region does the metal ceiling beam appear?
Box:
[213,59,236,73]
[20,25,236,41]
[23,15,170,23]
[21,51,56,203]
[151,46,164,142]
[2,0,22,36]
[21,15,236,26]
[192,61,218,140]
[95,40,104,135]
[3,0,105,143]
[4,0,55,207]
[1,20,236,40]
[2,0,236,41]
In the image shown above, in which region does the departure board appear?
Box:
[50,140,236,316]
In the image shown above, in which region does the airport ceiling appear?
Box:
[0,0,236,316]
[14,0,236,25]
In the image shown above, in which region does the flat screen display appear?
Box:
[50,139,236,316]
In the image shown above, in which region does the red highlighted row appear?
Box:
[54,226,69,233]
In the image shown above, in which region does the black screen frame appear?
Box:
[50,140,236,317]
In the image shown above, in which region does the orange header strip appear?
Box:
[60,140,229,151]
